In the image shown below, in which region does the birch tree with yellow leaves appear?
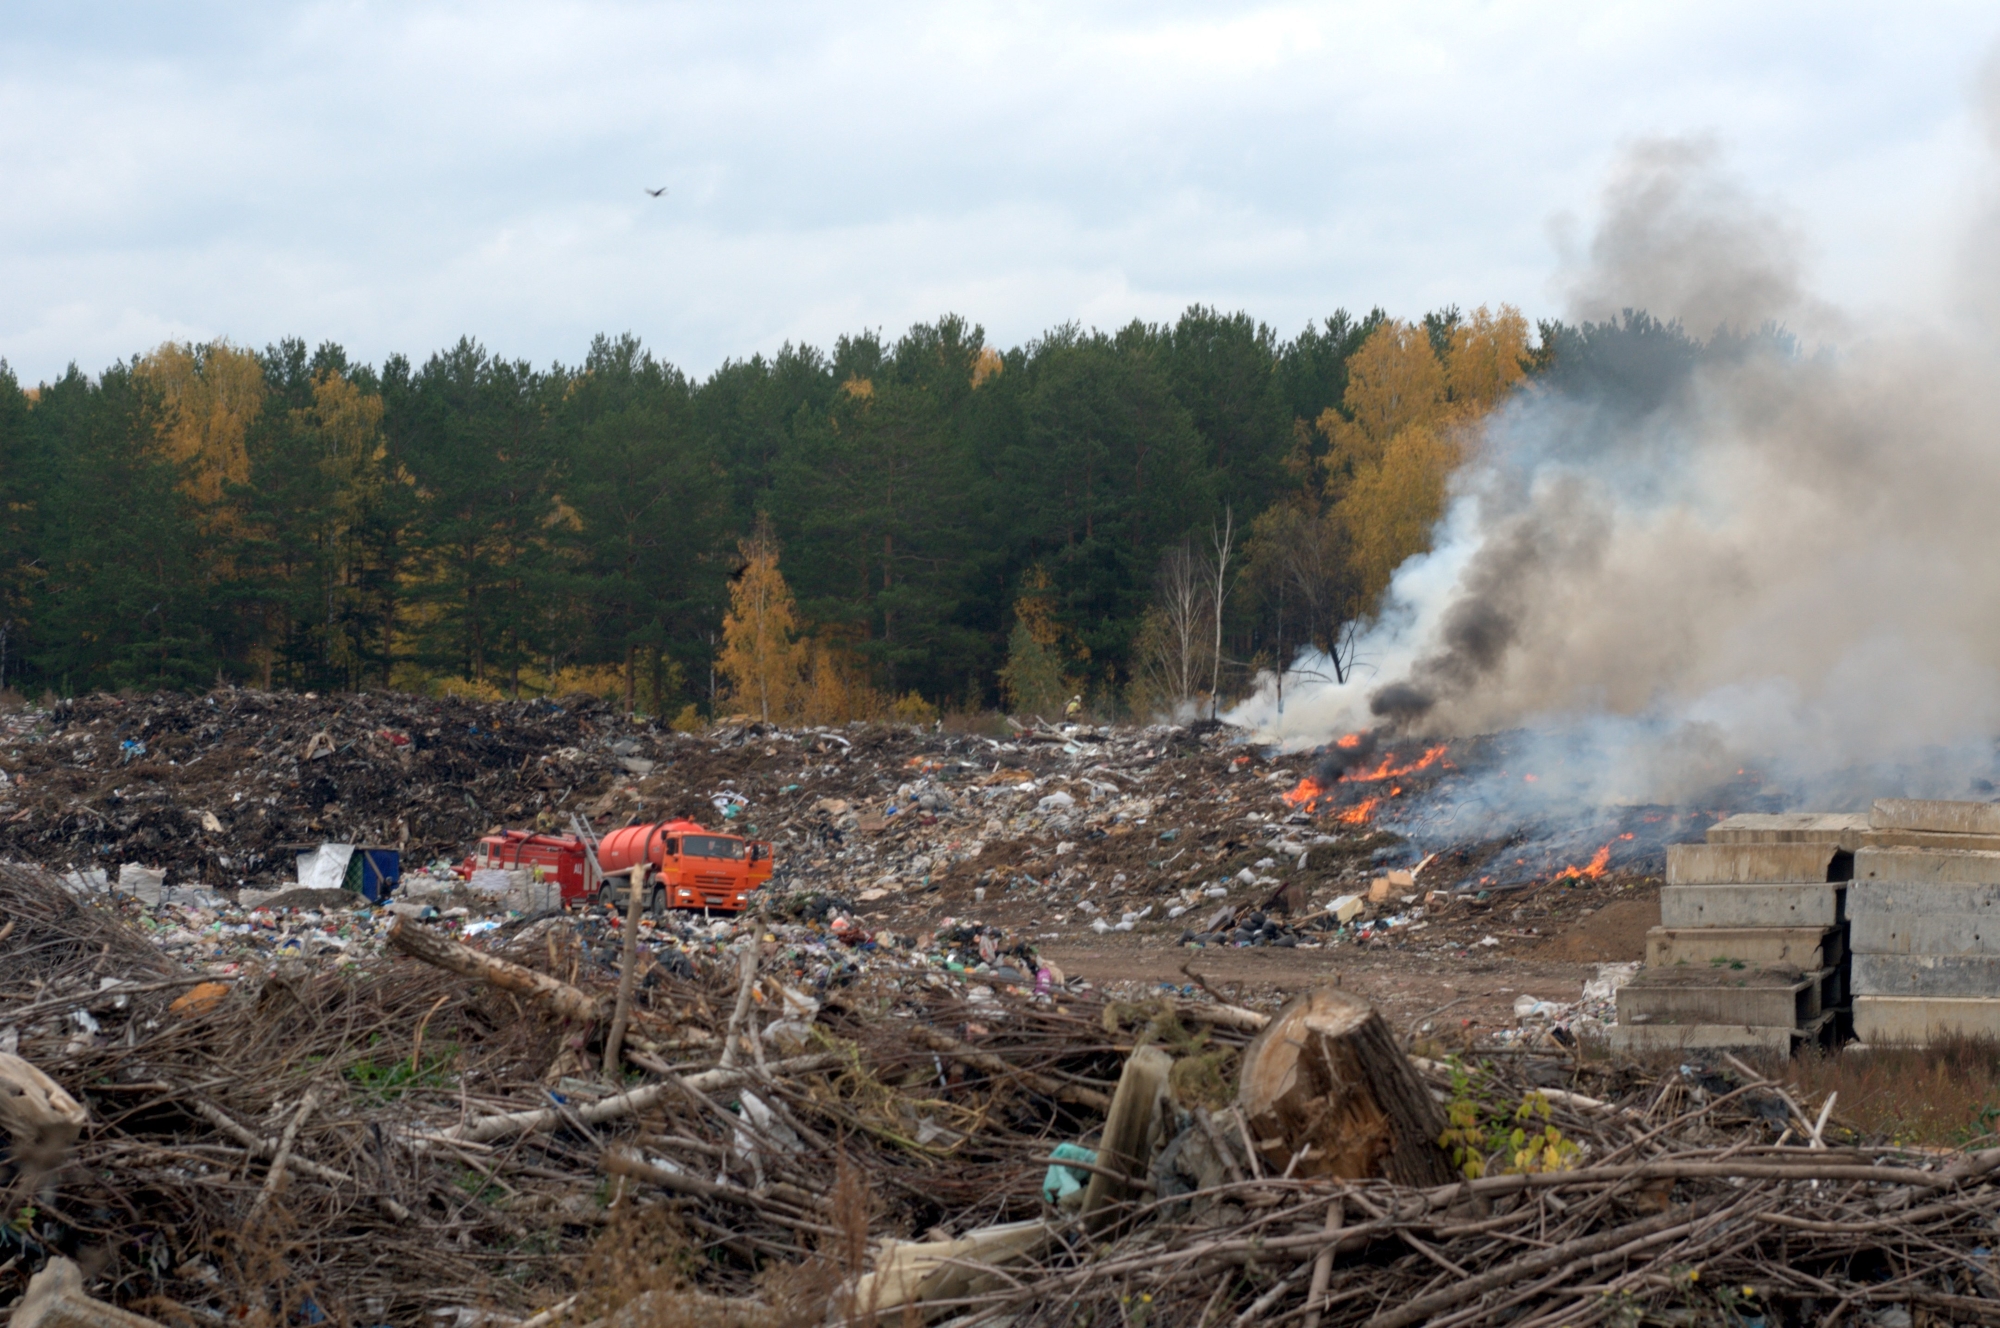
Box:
[1318,305,1529,609]
[135,341,265,522]
[717,520,805,723]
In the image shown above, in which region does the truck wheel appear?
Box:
[648,886,667,920]
[597,884,615,911]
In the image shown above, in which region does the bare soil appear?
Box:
[871,868,1661,1042]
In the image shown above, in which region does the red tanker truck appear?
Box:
[463,819,772,915]
[596,818,774,915]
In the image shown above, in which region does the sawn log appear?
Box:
[1235,986,1453,1187]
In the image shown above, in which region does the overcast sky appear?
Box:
[2,1,1995,384]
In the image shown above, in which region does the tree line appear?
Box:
[0,303,1584,719]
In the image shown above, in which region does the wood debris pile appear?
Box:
[7,862,2000,1328]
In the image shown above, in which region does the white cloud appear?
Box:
[1,0,1994,380]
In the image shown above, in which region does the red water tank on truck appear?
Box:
[595,818,774,916]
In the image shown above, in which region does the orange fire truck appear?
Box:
[462,819,774,915]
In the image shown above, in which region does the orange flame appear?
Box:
[1335,732,1363,749]
[1282,777,1326,810]
[1544,852,1608,880]
[1558,844,1612,880]
[1335,797,1381,825]
[1346,744,1450,783]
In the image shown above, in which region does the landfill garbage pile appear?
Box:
[0,692,1663,970]
[9,862,2000,1328]
[0,689,675,885]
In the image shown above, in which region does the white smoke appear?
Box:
[1233,125,2000,813]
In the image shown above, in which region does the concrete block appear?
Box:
[1870,799,2000,836]
[1660,883,1844,929]
[1860,828,2000,852]
[1854,847,2000,887]
[1666,843,1844,885]
[1849,879,2000,914]
[1609,1024,1795,1053]
[1707,813,1867,848]
[1851,909,2000,956]
[1852,996,2000,1045]
[1609,1013,1831,1055]
[1646,926,1843,970]
[1852,953,2000,999]
[1618,967,1818,1028]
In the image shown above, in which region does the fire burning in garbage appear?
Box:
[1282,739,1451,823]
[1345,743,1451,784]
[1280,776,1325,810]
[1280,729,1741,889]
[1559,844,1611,880]
[1335,797,1381,826]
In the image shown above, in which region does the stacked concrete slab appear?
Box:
[1851,799,2000,1046]
[1615,818,1856,1053]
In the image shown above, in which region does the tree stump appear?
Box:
[1235,986,1453,1187]
[0,1051,87,1173]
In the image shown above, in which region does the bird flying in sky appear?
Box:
[645,187,667,197]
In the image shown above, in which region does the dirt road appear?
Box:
[867,861,1664,1040]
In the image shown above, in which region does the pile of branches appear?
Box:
[0,859,176,998]
[0,863,1137,1325]
[964,1058,2000,1328]
[11,858,2000,1328]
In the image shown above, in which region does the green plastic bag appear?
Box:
[1041,1142,1098,1204]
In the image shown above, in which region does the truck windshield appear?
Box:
[683,835,745,860]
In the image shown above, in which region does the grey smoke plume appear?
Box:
[1559,136,1833,343]
[1237,127,2000,811]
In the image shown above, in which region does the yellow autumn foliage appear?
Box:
[798,636,882,725]
[1445,304,1531,414]
[1323,321,1446,465]
[717,527,806,723]
[136,340,265,515]
[970,347,1004,388]
[1318,306,1530,610]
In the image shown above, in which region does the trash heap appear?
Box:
[0,689,664,885]
[0,690,1676,983]
[9,860,2000,1328]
